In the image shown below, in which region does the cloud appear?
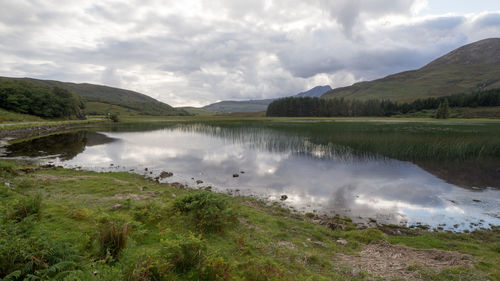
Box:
[0,0,499,106]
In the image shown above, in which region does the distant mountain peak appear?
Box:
[425,38,500,68]
[295,85,332,97]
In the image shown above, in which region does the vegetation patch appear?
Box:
[0,160,498,280]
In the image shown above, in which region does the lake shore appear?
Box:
[0,119,106,140]
[0,160,498,280]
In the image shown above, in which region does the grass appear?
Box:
[323,64,500,102]
[0,160,498,280]
[0,118,106,131]
[0,108,44,123]
[176,106,218,116]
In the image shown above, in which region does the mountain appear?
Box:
[322,38,500,102]
[202,85,332,112]
[0,77,187,116]
[295,85,332,97]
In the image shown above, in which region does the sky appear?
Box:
[0,0,499,107]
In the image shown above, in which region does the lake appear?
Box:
[2,120,500,231]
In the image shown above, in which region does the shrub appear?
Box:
[159,233,206,274]
[0,161,17,178]
[98,219,129,259]
[0,220,80,280]
[173,191,237,233]
[109,113,120,122]
[6,193,42,222]
[123,255,170,281]
[131,201,165,224]
[199,256,233,281]
[239,259,285,281]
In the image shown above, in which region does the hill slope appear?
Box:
[322,38,500,101]
[0,77,187,116]
[203,85,332,112]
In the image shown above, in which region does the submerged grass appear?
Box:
[0,160,498,280]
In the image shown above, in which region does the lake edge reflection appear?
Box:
[3,121,500,232]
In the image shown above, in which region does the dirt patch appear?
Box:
[335,241,474,280]
[238,217,265,233]
[113,179,129,185]
[34,174,96,181]
[106,193,152,200]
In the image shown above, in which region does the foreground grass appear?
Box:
[0,161,498,280]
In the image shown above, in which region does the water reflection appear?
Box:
[3,123,500,231]
[4,131,116,160]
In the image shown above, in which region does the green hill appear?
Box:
[322,38,500,102]
[176,107,217,116]
[202,86,332,113]
[0,77,188,116]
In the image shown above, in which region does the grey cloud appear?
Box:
[475,13,500,28]
[0,1,499,106]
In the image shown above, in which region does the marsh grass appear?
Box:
[6,193,42,222]
[98,219,129,259]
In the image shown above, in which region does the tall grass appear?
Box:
[98,220,129,259]
[6,193,42,222]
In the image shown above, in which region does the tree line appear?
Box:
[0,79,85,119]
[266,88,500,118]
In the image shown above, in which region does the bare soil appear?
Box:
[335,241,474,280]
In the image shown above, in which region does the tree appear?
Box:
[435,99,450,119]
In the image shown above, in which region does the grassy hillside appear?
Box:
[0,77,188,116]
[323,38,500,102]
[203,99,274,113]
[203,86,333,113]
[177,107,217,116]
[0,108,43,123]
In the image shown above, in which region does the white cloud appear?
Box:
[0,0,499,106]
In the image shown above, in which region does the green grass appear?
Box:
[0,108,44,123]
[0,161,498,280]
[0,118,106,131]
[176,107,218,116]
[84,102,142,116]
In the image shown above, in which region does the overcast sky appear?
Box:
[1,0,499,107]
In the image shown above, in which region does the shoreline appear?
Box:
[0,160,499,280]
[0,119,106,140]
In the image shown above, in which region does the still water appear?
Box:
[2,121,500,231]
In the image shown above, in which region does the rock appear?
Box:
[204,186,212,191]
[336,238,348,245]
[20,167,36,173]
[351,268,360,276]
[160,171,173,178]
[233,173,239,178]
[172,193,176,198]
[171,182,185,189]
[280,195,288,201]
[473,199,481,203]
[313,241,327,248]
[138,186,144,191]
[111,203,122,210]
[325,221,345,230]
[196,180,203,184]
